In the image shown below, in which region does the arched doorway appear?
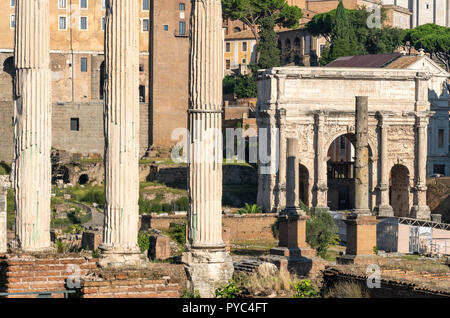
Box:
[299,164,309,206]
[389,164,410,217]
[327,134,355,211]
[326,133,373,211]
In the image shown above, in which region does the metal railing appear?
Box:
[0,290,77,298]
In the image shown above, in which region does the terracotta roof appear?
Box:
[225,29,256,40]
[325,53,402,68]
[384,55,423,69]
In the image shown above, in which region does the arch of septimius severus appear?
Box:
[1,0,231,298]
[257,67,432,221]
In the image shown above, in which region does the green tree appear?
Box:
[222,0,303,63]
[306,210,340,258]
[324,0,359,65]
[256,16,281,69]
[405,23,450,71]
[307,3,406,65]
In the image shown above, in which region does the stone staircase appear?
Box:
[233,259,264,273]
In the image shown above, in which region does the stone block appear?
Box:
[81,231,102,252]
[150,235,171,261]
[342,215,379,258]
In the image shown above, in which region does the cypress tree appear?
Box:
[327,0,359,62]
[256,16,281,69]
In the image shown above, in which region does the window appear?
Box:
[139,86,145,102]
[226,59,231,70]
[179,21,186,35]
[80,16,88,30]
[59,16,67,30]
[320,44,326,56]
[10,15,15,29]
[226,42,231,53]
[438,129,444,148]
[139,64,144,72]
[143,0,149,11]
[70,118,80,131]
[101,17,105,31]
[179,3,185,11]
[80,0,87,9]
[142,19,149,32]
[163,24,168,31]
[80,58,88,72]
[242,59,246,64]
[101,0,106,9]
[242,42,247,52]
[10,0,14,7]
[59,0,67,9]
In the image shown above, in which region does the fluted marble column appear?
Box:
[411,115,431,220]
[375,112,393,217]
[183,0,233,298]
[100,0,142,264]
[0,176,10,254]
[285,138,302,215]
[314,112,328,209]
[14,0,52,252]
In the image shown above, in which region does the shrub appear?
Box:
[80,188,105,207]
[215,281,240,298]
[173,196,189,211]
[271,220,279,239]
[237,203,262,215]
[139,196,152,214]
[138,231,151,253]
[168,222,186,246]
[324,281,370,298]
[161,203,172,213]
[0,162,11,175]
[181,288,201,298]
[292,280,319,298]
[306,210,340,258]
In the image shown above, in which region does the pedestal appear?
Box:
[337,215,381,265]
[375,205,394,218]
[271,214,315,258]
[182,248,234,298]
[98,245,147,269]
[410,205,431,221]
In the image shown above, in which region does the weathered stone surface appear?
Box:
[149,236,171,261]
[99,0,141,265]
[14,0,52,252]
[257,67,432,220]
[183,0,233,298]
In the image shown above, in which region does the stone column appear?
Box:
[314,112,328,209]
[338,97,379,265]
[447,0,450,27]
[182,0,233,298]
[0,176,10,254]
[14,0,52,252]
[410,115,431,220]
[353,96,371,216]
[99,0,143,266]
[375,112,393,217]
[285,138,302,215]
[277,109,287,211]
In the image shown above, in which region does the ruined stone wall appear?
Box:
[0,254,186,298]
[140,213,278,241]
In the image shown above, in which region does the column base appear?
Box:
[351,209,372,217]
[410,205,431,221]
[374,205,394,218]
[282,207,306,217]
[98,245,148,269]
[259,254,327,278]
[343,215,379,257]
[336,254,386,265]
[270,246,316,258]
[182,248,234,298]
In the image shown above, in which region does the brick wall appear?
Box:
[0,254,98,298]
[0,254,186,298]
[140,213,278,241]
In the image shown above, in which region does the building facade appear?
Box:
[0,0,191,163]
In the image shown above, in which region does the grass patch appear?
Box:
[7,189,14,230]
[0,162,11,175]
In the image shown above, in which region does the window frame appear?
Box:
[58,15,67,31]
[79,16,88,31]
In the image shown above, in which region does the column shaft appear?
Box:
[376,113,393,217]
[102,0,140,253]
[314,113,327,208]
[0,188,7,253]
[354,96,370,214]
[187,0,224,249]
[286,138,298,209]
[14,0,51,252]
[277,109,287,210]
